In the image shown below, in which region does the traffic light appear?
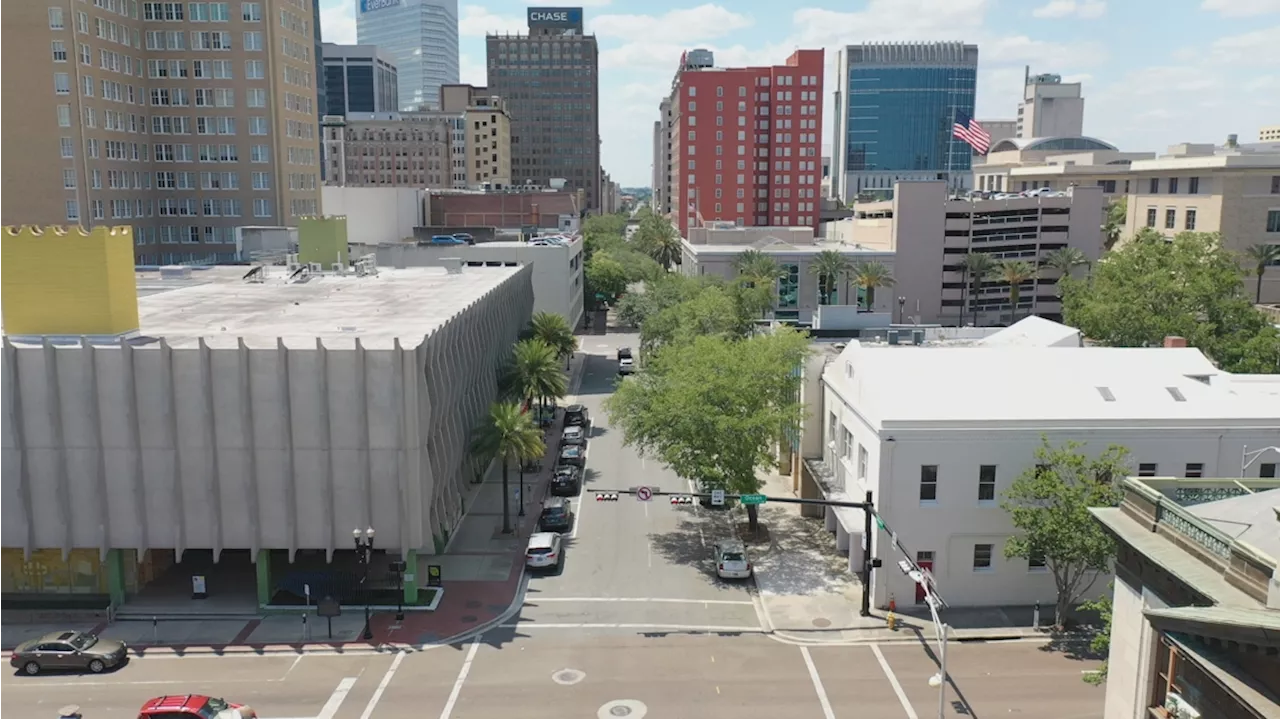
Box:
[595,492,619,501]
[669,496,693,505]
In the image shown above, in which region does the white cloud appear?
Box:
[459,54,486,87]
[1031,0,1107,19]
[590,4,753,42]
[458,4,525,38]
[1206,25,1280,65]
[789,0,989,47]
[1200,0,1280,16]
[319,1,357,44]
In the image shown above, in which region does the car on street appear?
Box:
[138,694,258,718]
[713,539,753,580]
[428,234,466,245]
[550,465,582,495]
[618,355,635,375]
[525,531,563,569]
[538,497,575,532]
[10,630,128,675]
[561,425,587,449]
[564,404,590,431]
[558,443,585,468]
[451,233,475,245]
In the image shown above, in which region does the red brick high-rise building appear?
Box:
[667,49,824,233]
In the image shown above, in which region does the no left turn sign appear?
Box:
[636,486,653,502]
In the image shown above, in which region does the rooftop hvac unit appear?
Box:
[887,329,901,345]
[912,329,925,345]
[308,263,323,273]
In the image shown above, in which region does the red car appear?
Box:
[138,695,257,719]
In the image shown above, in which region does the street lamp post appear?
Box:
[897,296,906,324]
[353,527,375,641]
[1241,445,1280,477]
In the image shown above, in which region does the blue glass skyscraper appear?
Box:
[831,42,978,202]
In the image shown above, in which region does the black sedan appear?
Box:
[550,466,582,495]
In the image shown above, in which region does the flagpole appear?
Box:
[947,105,956,194]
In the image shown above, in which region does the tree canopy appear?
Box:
[1062,230,1280,373]
[1000,437,1128,628]
[581,214,661,309]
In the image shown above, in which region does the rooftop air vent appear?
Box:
[1095,386,1116,402]
[1166,387,1187,402]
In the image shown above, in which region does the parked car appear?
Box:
[561,425,587,449]
[429,235,466,245]
[564,404,590,431]
[618,356,635,375]
[526,532,563,569]
[550,465,582,495]
[451,233,475,245]
[138,695,257,718]
[617,346,633,361]
[538,497,575,532]
[713,539,753,580]
[10,630,128,675]
[558,443,585,468]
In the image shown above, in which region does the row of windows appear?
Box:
[1144,207,1199,231]
[65,198,273,221]
[143,2,255,22]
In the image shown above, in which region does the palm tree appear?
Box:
[469,402,545,534]
[987,260,1038,324]
[1103,198,1126,250]
[809,250,854,306]
[735,249,787,317]
[499,339,568,416]
[959,252,997,327]
[1244,244,1280,304]
[530,311,577,369]
[852,261,894,311]
[1042,247,1089,297]
[638,217,682,271]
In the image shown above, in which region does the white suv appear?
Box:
[526,532,562,569]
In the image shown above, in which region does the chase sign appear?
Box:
[360,0,401,12]
[527,7,582,28]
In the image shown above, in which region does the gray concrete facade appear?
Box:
[1,266,534,561]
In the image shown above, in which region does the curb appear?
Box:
[427,571,532,647]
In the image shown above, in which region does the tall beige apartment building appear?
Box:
[1,0,321,264]
[440,83,511,189]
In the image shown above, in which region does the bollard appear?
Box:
[302,613,309,642]
[1033,601,1041,628]
[887,611,897,631]
[152,616,159,644]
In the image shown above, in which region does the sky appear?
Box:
[319,0,1280,188]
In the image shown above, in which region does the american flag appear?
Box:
[952,111,991,154]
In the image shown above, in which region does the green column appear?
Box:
[403,549,418,605]
[255,549,271,607]
[105,549,127,608]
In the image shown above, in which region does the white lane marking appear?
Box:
[572,441,588,540]
[439,638,481,719]
[750,593,775,633]
[647,537,653,568]
[498,622,766,632]
[871,643,920,719]
[282,654,303,679]
[357,650,405,719]
[800,647,837,719]
[317,676,358,719]
[529,597,754,605]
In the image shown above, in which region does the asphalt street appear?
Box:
[1,334,1105,718]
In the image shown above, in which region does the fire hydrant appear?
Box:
[887,597,898,631]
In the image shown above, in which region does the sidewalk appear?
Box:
[745,468,1054,644]
[1,348,590,655]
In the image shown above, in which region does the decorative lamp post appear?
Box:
[353,527,375,641]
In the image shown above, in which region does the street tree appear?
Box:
[1061,230,1280,373]
[639,285,750,353]
[735,250,787,317]
[987,259,1038,323]
[635,215,683,271]
[585,254,629,306]
[604,328,811,532]
[499,339,567,414]
[1244,243,1280,305]
[1103,198,1126,250]
[959,252,997,326]
[1043,247,1089,283]
[809,250,855,306]
[469,402,545,534]
[1079,588,1113,685]
[530,311,577,368]
[852,261,894,311]
[1000,438,1128,629]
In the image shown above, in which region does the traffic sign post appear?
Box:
[710,489,725,506]
[636,486,653,502]
[739,494,767,506]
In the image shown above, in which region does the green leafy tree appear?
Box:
[530,311,577,368]
[1079,588,1113,685]
[959,252,997,327]
[809,250,855,305]
[987,259,1038,324]
[605,328,811,532]
[1000,438,1128,629]
[469,402,545,534]
[1243,243,1280,305]
[1103,197,1127,251]
[499,339,568,413]
[639,285,750,353]
[1062,231,1280,373]
[585,254,629,307]
[853,261,894,311]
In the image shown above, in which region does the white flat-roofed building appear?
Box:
[802,326,1280,609]
[2,264,533,570]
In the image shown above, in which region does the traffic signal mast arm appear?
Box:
[588,488,873,510]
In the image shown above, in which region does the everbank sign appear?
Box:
[360,0,400,13]
[527,7,582,27]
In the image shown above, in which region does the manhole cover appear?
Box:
[812,617,832,628]
[465,599,483,609]
[610,708,632,717]
[460,615,478,623]
[552,669,586,685]
[598,700,646,719]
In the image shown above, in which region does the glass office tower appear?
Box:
[831,42,978,202]
[357,0,460,111]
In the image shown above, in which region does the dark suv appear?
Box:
[539,497,575,532]
[564,404,590,431]
[550,466,582,496]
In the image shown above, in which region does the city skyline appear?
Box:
[318,0,1280,187]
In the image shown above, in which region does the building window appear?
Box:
[1168,177,1179,194]
[1138,463,1158,477]
[1097,179,1115,193]
[1271,175,1280,194]
[53,73,71,94]
[1260,463,1277,478]
[1185,209,1196,230]
[1149,177,1159,194]
[972,544,993,570]
[1185,463,1204,478]
[919,465,938,502]
[242,2,262,21]
[57,104,72,127]
[857,445,867,480]
[840,427,853,462]
[65,200,80,220]
[1028,548,1047,571]
[1266,210,1280,233]
[1146,208,1157,227]
[827,412,838,449]
[245,59,264,79]
[1165,209,1176,229]
[52,40,68,62]
[978,465,996,502]
[1188,176,1199,194]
